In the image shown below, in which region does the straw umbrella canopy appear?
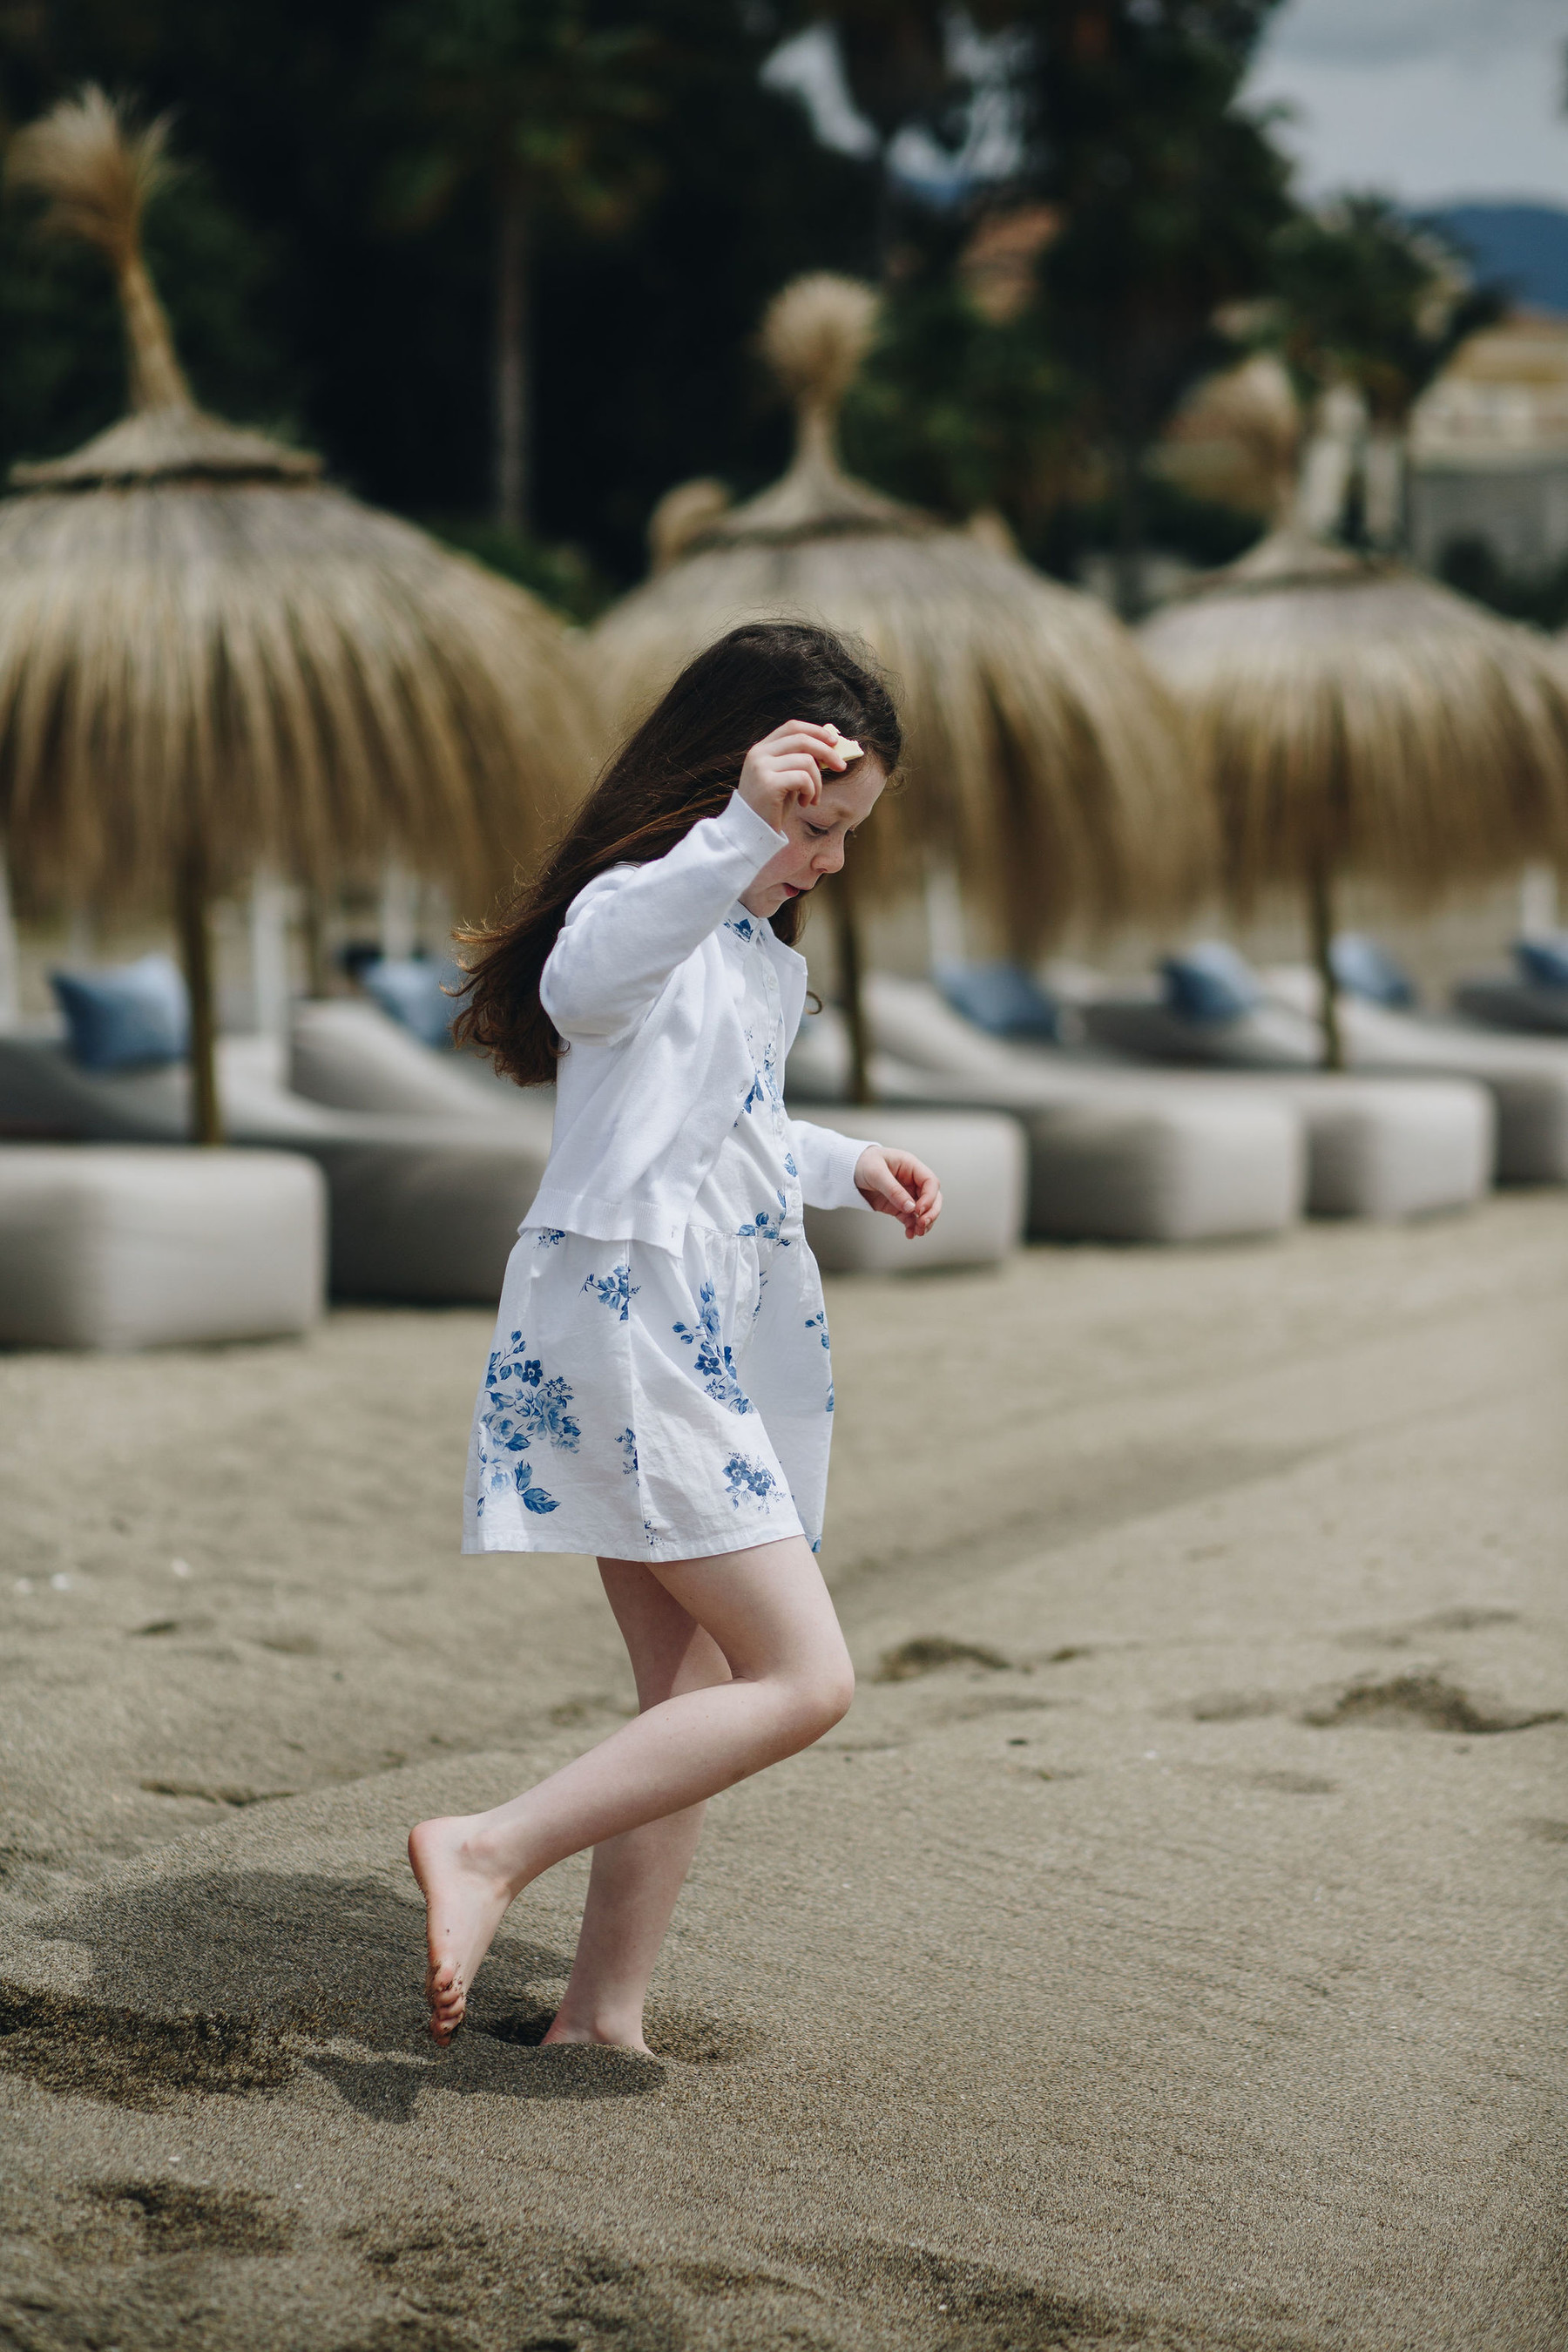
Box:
[590,273,1205,1098]
[0,90,595,1142]
[1139,526,1568,1065]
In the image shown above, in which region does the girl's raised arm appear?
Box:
[541,792,786,1044]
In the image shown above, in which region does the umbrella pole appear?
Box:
[174,845,224,1146]
[833,872,874,1106]
[1306,857,1344,1072]
[0,840,20,1031]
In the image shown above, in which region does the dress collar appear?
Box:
[722,903,767,945]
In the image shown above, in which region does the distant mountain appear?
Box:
[1423,204,1568,315]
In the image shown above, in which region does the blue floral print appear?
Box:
[493,1456,558,1515]
[724,912,757,943]
[783,1151,798,1177]
[723,1452,777,1507]
[738,1188,790,1244]
[618,1427,638,1477]
[475,1331,580,1517]
[582,1262,639,1322]
[533,1228,566,1247]
[673,1282,752,1413]
[744,1027,782,1109]
[483,1332,582,1450]
[804,1312,833,1412]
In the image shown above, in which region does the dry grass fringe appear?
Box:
[0,479,597,911]
[0,87,598,916]
[1140,533,1568,902]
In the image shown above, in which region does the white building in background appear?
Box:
[1408,314,1568,578]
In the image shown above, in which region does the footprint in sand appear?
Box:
[1337,1605,1520,1652]
[0,1984,293,2109]
[78,2179,294,2257]
[1183,1690,1281,1724]
[1301,1673,1562,1735]
[875,1636,1011,1683]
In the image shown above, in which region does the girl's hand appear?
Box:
[854,1146,942,1240]
[739,720,859,835]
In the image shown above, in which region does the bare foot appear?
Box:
[408,1815,515,2044]
[541,2012,652,2057]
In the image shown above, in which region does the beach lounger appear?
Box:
[789,982,1305,1244]
[0,1026,550,1304]
[297,1000,1024,1276]
[1452,975,1568,1037]
[0,1143,324,1349]
[1082,967,1568,1186]
[867,971,1499,1224]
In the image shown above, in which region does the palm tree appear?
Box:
[1266,196,1500,548]
[380,0,658,533]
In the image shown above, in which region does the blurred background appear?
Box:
[2,0,1562,608]
[2,0,1565,1027]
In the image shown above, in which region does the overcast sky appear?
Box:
[1242,0,1568,206]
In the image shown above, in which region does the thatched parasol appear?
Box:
[1139,527,1568,1065]
[590,273,1205,1098]
[0,89,595,1141]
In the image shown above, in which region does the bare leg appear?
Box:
[409,1533,852,2042]
[543,1564,730,2052]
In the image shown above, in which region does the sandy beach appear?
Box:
[1,1196,1565,2351]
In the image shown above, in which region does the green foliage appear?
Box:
[1022,0,1294,450]
[1438,537,1568,634]
[0,0,882,575]
[840,273,1083,532]
[423,517,611,624]
[1266,195,1502,422]
[375,0,660,231]
[0,155,301,465]
[1038,471,1264,578]
[815,0,1294,602]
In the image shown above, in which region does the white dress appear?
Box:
[462,907,838,1562]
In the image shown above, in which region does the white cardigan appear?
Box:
[525,789,874,1251]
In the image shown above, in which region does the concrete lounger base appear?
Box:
[799,1106,1025,1274]
[0,1145,325,1350]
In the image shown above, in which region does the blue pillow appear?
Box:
[361,956,465,1051]
[1514,934,1568,992]
[1160,942,1260,1025]
[1330,932,1416,1006]
[936,960,1061,1042]
[51,953,190,1071]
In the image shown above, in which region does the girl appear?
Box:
[409,621,941,2050]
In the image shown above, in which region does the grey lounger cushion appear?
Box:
[289,998,552,1134]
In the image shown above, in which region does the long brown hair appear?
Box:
[455,621,902,1085]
